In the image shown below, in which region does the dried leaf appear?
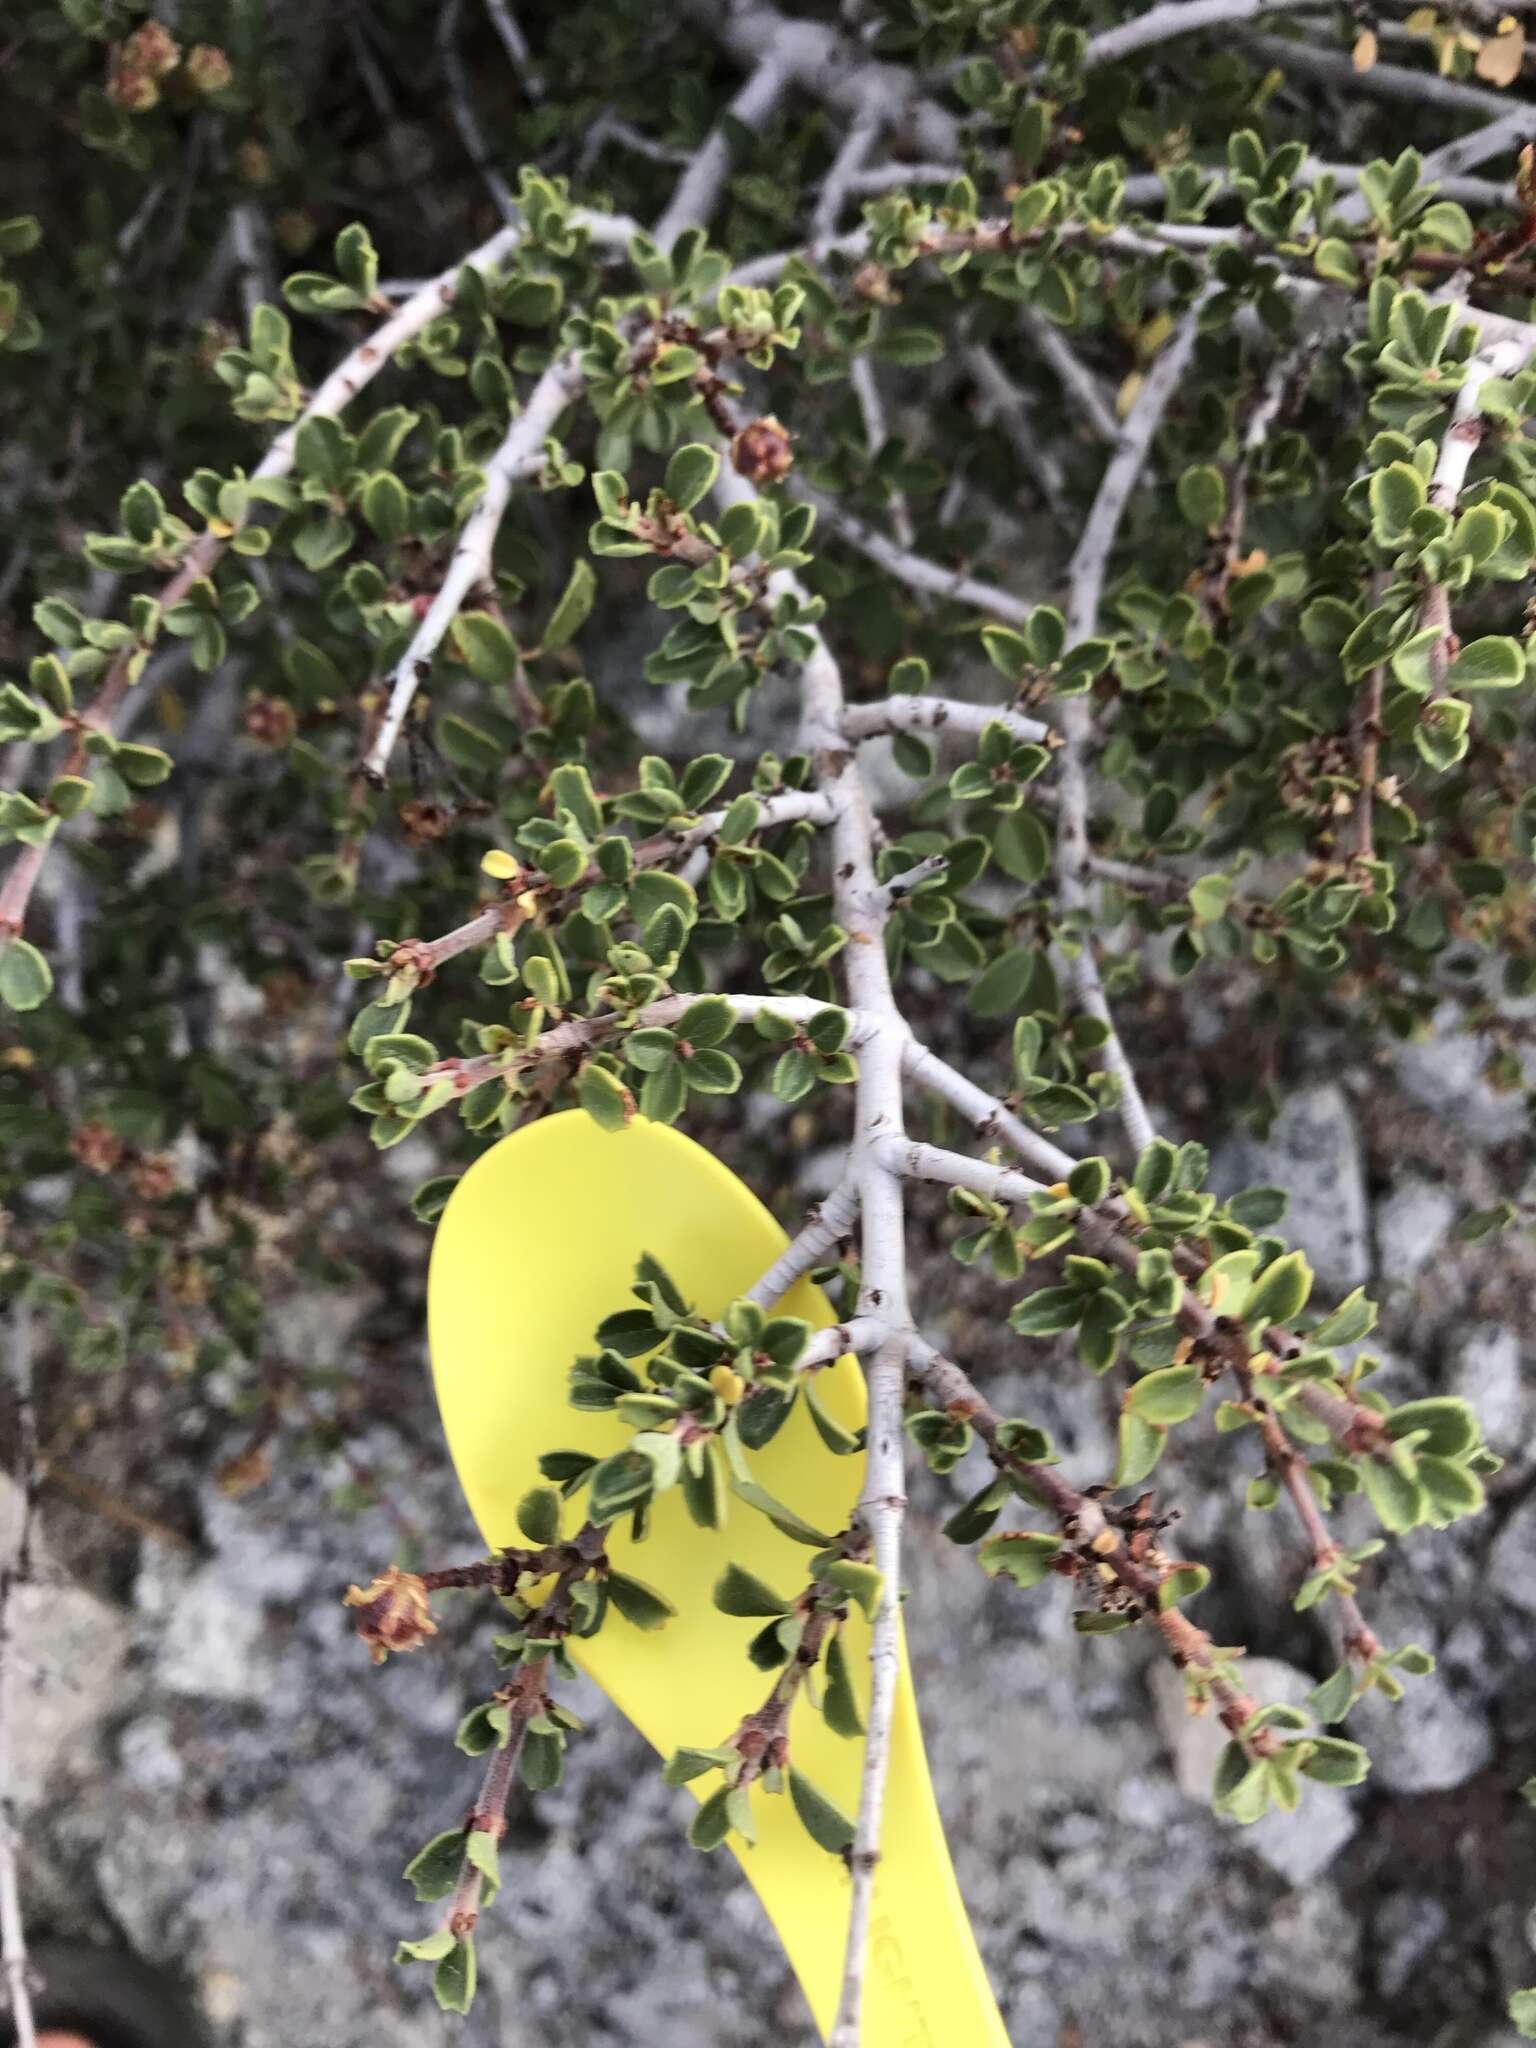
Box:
[1475,23,1525,85]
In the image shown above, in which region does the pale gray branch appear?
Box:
[0,1305,39,2048]
[1058,299,1209,1159]
[1085,0,1316,68]
[1244,31,1519,117]
[962,344,1068,517]
[842,694,1050,746]
[652,56,794,252]
[364,355,584,779]
[799,488,1035,626]
[483,0,543,99]
[745,1179,861,1307]
[1018,305,1119,445]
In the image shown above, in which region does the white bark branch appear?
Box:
[897,1038,1077,1183]
[842,694,1050,747]
[1058,300,1209,1159]
[439,0,519,225]
[686,0,962,160]
[652,56,794,252]
[1417,331,1536,688]
[963,344,1068,516]
[1085,0,1316,68]
[745,1178,861,1307]
[796,1317,891,1371]
[712,456,912,2048]
[1243,31,1519,117]
[848,355,915,548]
[483,0,543,100]
[798,487,1036,626]
[363,355,585,779]
[813,106,883,241]
[1018,305,1119,444]
[873,1135,1046,1203]
[0,1305,39,2048]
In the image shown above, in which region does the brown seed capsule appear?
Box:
[344,1566,439,1664]
[184,44,233,94]
[130,1153,178,1202]
[70,1122,123,1175]
[244,695,296,747]
[731,417,794,486]
[125,19,181,76]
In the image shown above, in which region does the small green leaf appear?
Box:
[713,1562,792,1617]
[1447,635,1524,690]
[1368,460,1426,540]
[823,1632,864,1737]
[824,1557,883,1621]
[606,1569,677,1630]
[1244,1250,1312,1331]
[664,444,720,513]
[688,1783,735,1851]
[1361,1456,1425,1535]
[1114,1409,1165,1487]
[1298,1735,1370,1786]
[403,1828,469,1903]
[433,1936,476,2014]
[788,1768,856,1853]
[1126,1365,1204,1427]
[1176,464,1227,532]
[0,938,53,1013]
[977,1530,1064,1588]
[516,1485,561,1546]
[544,559,596,650]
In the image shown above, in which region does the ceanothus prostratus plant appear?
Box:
[3,0,1536,2037]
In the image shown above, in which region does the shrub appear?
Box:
[3,0,1535,2035]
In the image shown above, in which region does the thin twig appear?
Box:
[439,0,519,225]
[712,460,912,2048]
[812,105,883,242]
[1018,305,1119,444]
[1057,302,1209,1157]
[842,693,1050,747]
[1084,0,1316,67]
[797,487,1035,626]
[745,1179,861,1307]
[848,356,915,548]
[652,56,794,253]
[962,344,1068,517]
[483,0,543,100]
[1244,30,1519,118]
[363,356,584,779]
[0,1304,40,2048]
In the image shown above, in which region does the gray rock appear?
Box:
[1150,1658,1359,1886]
[1490,1494,1536,1613]
[1452,1323,1527,1456]
[1394,1001,1532,1143]
[1212,1082,1370,1294]
[1371,1891,1450,1999]
[1374,1175,1456,1283]
[154,1562,271,1704]
[1351,1671,1494,1792]
[0,1474,134,1815]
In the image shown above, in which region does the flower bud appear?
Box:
[730,417,794,486]
[344,1566,439,1664]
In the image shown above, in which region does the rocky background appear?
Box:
[12,973,1536,2048]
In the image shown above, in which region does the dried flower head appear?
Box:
[184,44,233,95]
[345,1566,438,1664]
[70,1123,123,1175]
[730,417,794,485]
